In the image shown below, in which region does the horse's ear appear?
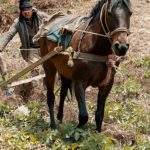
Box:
[107,0,111,4]
[106,0,112,13]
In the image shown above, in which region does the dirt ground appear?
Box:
[130,0,150,57]
[0,0,149,146]
[0,0,150,127]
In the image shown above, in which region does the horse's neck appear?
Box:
[86,13,112,55]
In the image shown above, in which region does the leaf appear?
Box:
[71,143,79,150]
[29,135,37,142]
[74,132,80,141]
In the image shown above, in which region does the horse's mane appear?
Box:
[89,0,131,18]
[89,0,106,18]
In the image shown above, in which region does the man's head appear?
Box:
[19,0,33,20]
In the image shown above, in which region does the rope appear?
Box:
[109,28,131,37]
[77,18,93,54]
[100,2,113,44]
[99,54,125,87]
[63,27,111,38]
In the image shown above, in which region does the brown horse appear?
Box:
[38,0,132,132]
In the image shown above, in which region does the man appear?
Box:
[0,0,49,64]
[0,0,49,98]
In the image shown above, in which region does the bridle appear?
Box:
[100,2,130,43]
[75,1,131,54]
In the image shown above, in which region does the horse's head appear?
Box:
[102,0,132,56]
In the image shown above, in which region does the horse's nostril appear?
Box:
[120,44,129,51]
[114,43,129,51]
[114,43,119,50]
[113,43,129,56]
[126,43,129,49]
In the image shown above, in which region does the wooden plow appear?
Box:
[0,47,62,89]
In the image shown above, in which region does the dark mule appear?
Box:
[39,0,132,132]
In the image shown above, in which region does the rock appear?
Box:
[13,105,30,116]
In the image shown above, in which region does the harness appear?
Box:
[66,2,130,87]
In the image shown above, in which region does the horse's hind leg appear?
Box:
[57,75,72,122]
[74,81,88,127]
[43,63,57,129]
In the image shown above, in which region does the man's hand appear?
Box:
[0,53,8,81]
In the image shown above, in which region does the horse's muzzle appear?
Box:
[113,42,129,56]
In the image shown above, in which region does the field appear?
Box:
[0,0,150,149]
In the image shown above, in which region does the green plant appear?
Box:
[0,99,149,150]
[132,57,150,79]
[112,77,141,98]
[105,100,150,134]
[0,101,13,118]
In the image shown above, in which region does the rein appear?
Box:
[63,28,111,38]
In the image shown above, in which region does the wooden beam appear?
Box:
[7,74,45,87]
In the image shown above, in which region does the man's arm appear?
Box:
[0,19,18,52]
[36,10,50,20]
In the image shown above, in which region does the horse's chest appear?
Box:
[52,54,73,79]
[73,61,107,86]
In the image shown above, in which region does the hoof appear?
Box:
[77,124,81,128]
[79,115,88,127]
[57,114,63,123]
[77,123,84,128]
[96,128,101,133]
[50,124,56,130]
[57,119,63,124]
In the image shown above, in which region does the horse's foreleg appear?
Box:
[57,75,72,122]
[39,37,58,129]
[43,64,57,129]
[74,81,88,127]
[95,79,114,132]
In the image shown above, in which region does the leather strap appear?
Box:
[73,51,107,62]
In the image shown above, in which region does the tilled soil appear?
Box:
[0,0,149,130]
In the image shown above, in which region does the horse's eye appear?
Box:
[129,11,133,16]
